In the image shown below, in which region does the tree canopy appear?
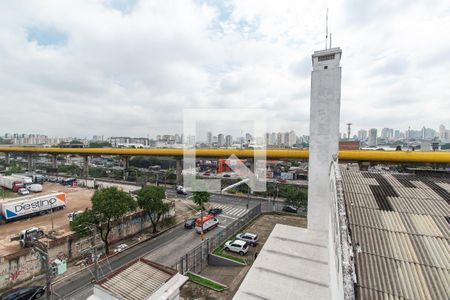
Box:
[192,191,210,210]
[282,186,308,208]
[137,186,169,233]
[70,187,137,254]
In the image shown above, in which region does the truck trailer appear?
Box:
[11,174,33,185]
[0,192,66,224]
[0,176,24,192]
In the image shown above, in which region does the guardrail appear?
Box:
[171,204,262,274]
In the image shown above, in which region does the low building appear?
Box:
[87,258,188,300]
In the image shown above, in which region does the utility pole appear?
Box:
[200,197,204,241]
[32,241,52,300]
[92,226,99,281]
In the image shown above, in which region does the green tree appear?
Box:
[70,187,137,254]
[89,141,112,148]
[5,163,23,176]
[192,191,210,210]
[283,186,308,208]
[137,186,169,233]
[163,168,175,187]
[192,190,210,236]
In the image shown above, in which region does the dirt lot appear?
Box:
[180,213,306,300]
[0,183,94,255]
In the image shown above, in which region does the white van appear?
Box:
[195,214,219,233]
[27,184,43,192]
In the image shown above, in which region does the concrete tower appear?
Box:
[308,47,342,231]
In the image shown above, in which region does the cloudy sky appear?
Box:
[0,0,449,138]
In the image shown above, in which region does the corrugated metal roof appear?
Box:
[341,168,450,300]
[97,259,173,300]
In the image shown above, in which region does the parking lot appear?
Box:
[0,182,94,256]
[180,213,307,299]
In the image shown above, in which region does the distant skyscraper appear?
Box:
[206,131,212,146]
[218,134,224,147]
[381,128,393,140]
[270,132,277,145]
[288,130,296,147]
[276,132,283,146]
[368,128,377,146]
[225,135,232,147]
[357,129,367,141]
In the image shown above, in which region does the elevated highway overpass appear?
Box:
[1,146,449,163]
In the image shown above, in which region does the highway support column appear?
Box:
[83,155,89,180]
[52,154,58,169]
[122,156,129,181]
[4,152,10,166]
[176,158,183,186]
[27,153,33,171]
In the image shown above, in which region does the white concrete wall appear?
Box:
[308,48,342,232]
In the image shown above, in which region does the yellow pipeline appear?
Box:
[0,146,449,163]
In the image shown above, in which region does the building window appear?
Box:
[324,66,328,69]
[318,54,335,61]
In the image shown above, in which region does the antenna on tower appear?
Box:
[330,33,332,49]
[325,8,329,49]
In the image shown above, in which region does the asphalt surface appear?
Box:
[52,188,265,299]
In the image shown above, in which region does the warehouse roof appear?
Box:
[341,168,450,300]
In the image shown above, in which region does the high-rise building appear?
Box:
[225,135,232,147]
[217,134,224,147]
[270,132,277,145]
[357,129,367,141]
[206,131,212,146]
[288,130,296,147]
[381,128,393,140]
[368,128,377,146]
[276,132,283,146]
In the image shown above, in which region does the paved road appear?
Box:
[52,194,255,299]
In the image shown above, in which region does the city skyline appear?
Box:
[2,123,449,146]
[0,1,449,136]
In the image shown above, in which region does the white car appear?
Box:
[236,232,258,246]
[114,243,128,253]
[224,240,249,256]
[18,188,30,195]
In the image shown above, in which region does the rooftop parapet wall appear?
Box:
[329,159,356,300]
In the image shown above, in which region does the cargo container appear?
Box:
[0,192,66,224]
[11,174,33,185]
[0,176,24,192]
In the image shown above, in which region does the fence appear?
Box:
[172,203,262,274]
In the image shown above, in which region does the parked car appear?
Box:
[223,174,231,178]
[176,185,187,195]
[224,240,249,256]
[236,232,258,246]
[113,243,128,253]
[0,286,45,300]
[17,188,30,196]
[184,218,196,229]
[282,205,298,213]
[208,208,223,215]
